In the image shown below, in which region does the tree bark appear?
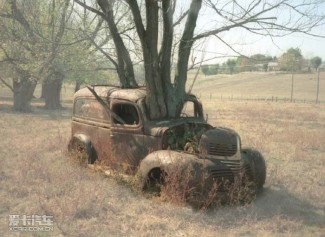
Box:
[43,72,64,110]
[40,83,45,99]
[97,0,138,88]
[160,0,177,118]
[143,0,168,119]
[172,0,202,116]
[75,81,81,92]
[13,76,37,112]
[94,0,202,119]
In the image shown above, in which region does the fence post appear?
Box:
[316,68,320,104]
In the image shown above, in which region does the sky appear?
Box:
[185,0,325,63]
[200,28,325,63]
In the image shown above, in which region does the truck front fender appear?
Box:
[137,150,201,189]
[68,134,97,164]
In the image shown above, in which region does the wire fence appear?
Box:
[198,94,325,104]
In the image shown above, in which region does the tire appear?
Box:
[143,168,167,194]
[242,148,266,192]
[68,139,97,165]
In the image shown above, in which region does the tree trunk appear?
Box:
[40,83,45,98]
[172,0,202,117]
[97,0,138,87]
[43,72,63,109]
[13,76,37,112]
[75,81,81,92]
[97,0,201,120]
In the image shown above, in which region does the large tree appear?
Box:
[76,0,325,119]
[0,0,72,110]
[0,0,109,111]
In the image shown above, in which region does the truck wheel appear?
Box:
[242,148,266,193]
[68,139,97,165]
[144,168,166,194]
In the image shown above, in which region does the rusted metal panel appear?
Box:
[68,85,264,191]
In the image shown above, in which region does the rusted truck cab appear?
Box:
[69,85,266,192]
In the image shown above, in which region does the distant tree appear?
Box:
[251,54,267,61]
[278,48,304,71]
[201,64,219,76]
[226,59,237,74]
[236,54,273,72]
[209,64,219,75]
[219,62,227,74]
[263,64,268,72]
[237,57,252,72]
[201,65,210,76]
[310,56,322,70]
[287,48,302,58]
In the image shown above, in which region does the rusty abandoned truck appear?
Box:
[68,85,266,193]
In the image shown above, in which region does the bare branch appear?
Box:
[74,0,105,18]
[84,30,118,69]
[125,0,146,44]
[197,0,325,41]
[214,35,247,57]
[0,76,14,92]
[173,10,189,27]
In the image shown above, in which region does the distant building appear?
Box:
[254,64,264,71]
[267,62,279,71]
[319,63,325,72]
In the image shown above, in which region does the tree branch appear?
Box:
[86,86,126,124]
[125,0,146,45]
[173,10,189,27]
[85,32,119,69]
[175,0,202,99]
[0,76,14,92]
[74,0,105,18]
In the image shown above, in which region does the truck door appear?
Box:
[110,100,145,173]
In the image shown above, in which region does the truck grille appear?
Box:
[208,143,237,156]
[209,160,241,180]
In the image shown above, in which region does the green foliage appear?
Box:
[209,64,219,75]
[0,0,110,89]
[166,126,207,152]
[201,64,219,76]
[287,48,302,58]
[310,56,322,70]
[201,65,210,76]
[226,59,237,74]
[278,48,304,71]
[237,57,253,72]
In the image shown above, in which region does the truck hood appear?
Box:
[143,118,209,137]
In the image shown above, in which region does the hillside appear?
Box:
[188,71,325,103]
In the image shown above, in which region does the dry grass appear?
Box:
[0,98,324,236]
[189,71,325,102]
[1,73,325,236]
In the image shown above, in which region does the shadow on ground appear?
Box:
[205,185,324,228]
[0,101,72,120]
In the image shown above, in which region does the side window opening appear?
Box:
[112,103,139,125]
[74,98,110,123]
[181,101,196,117]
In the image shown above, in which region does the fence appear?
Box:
[197,94,324,104]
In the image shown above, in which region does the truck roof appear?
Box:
[74,85,147,102]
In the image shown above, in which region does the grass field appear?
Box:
[0,72,324,236]
[189,71,325,103]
